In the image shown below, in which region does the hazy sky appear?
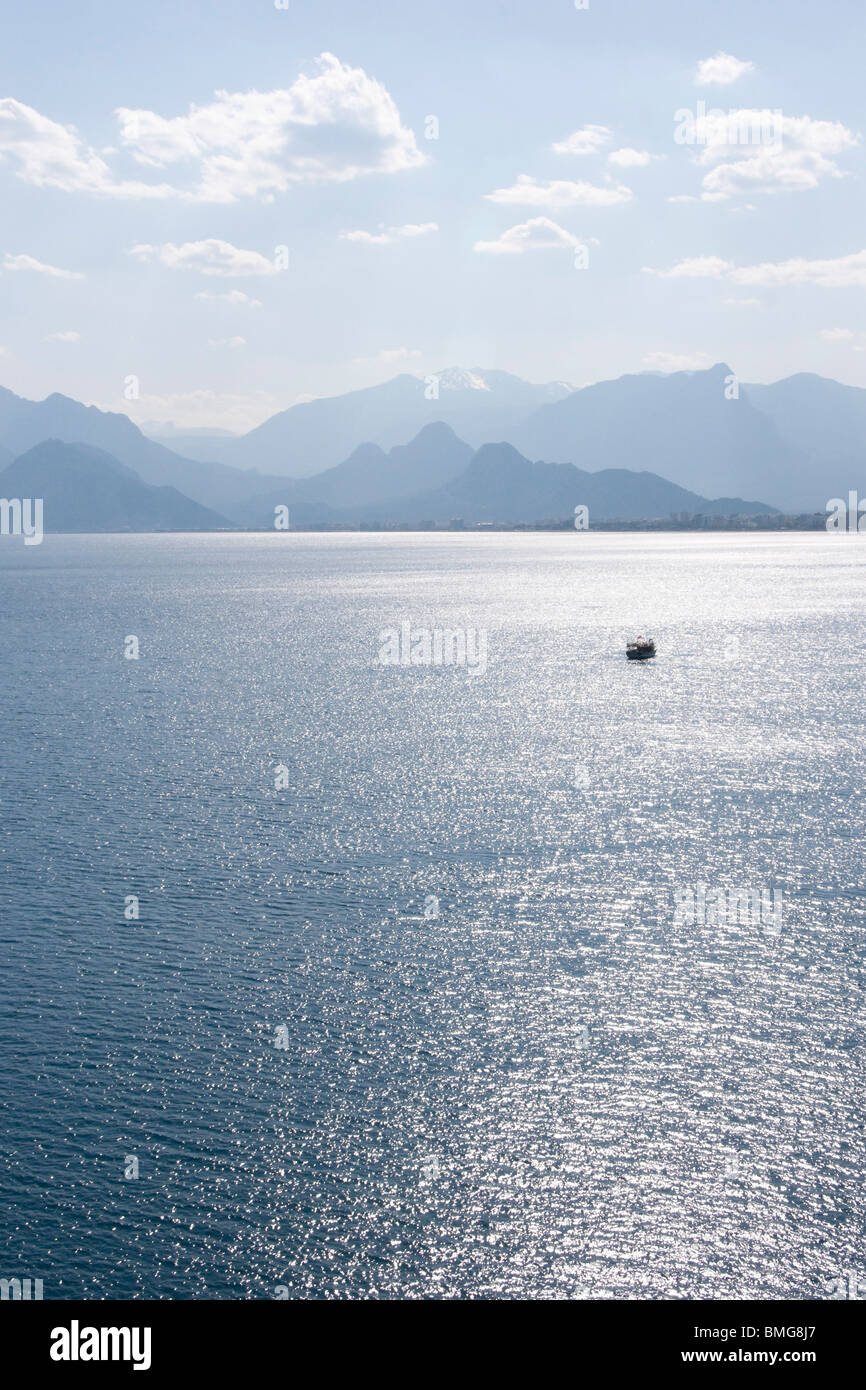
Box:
[1,0,864,431]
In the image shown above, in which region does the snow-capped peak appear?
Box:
[434,368,492,393]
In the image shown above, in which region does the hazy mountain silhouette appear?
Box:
[324,441,777,525]
[302,421,472,504]
[511,363,821,510]
[160,362,850,507]
[0,365,857,519]
[235,421,474,524]
[1,441,231,531]
[167,369,573,477]
[745,373,866,503]
[0,386,286,518]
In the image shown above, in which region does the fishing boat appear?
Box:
[626,636,656,661]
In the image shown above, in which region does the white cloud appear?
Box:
[207,336,246,348]
[341,230,391,246]
[723,297,760,307]
[552,124,611,155]
[608,148,654,168]
[0,97,177,198]
[731,252,866,288]
[644,255,734,279]
[115,54,425,202]
[485,174,632,208]
[645,248,866,288]
[195,289,262,307]
[0,55,424,203]
[819,327,855,340]
[689,112,859,201]
[693,112,851,160]
[474,217,587,255]
[695,52,755,86]
[701,148,849,201]
[339,221,438,245]
[45,330,81,342]
[642,350,712,372]
[3,251,84,279]
[130,239,279,277]
[393,222,437,237]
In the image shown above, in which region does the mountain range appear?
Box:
[362,441,775,526]
[153,362,866,511]
[0,428,773,534]
[1,362,865,530]
[0,384,287,519]
[153,369,573,477]
[0,441,228,531]
[513,364,811,506]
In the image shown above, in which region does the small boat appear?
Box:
[626,636,656,661]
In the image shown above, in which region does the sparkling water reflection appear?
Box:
[0,532,864,1299]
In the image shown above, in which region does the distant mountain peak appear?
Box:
[2,438,230,531]
[412,420,463,440]
[472,440,528,463]
[428,366,574,398]
[346,441,389,462]
[435,368,492,393]
[19,438,137,477]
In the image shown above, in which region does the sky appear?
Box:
[0,0,864,432]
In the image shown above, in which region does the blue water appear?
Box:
[1,531,864,1299]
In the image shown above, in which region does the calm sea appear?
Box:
[1,532,864,1300]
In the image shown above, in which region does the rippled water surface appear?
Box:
[1,531,864,1299]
